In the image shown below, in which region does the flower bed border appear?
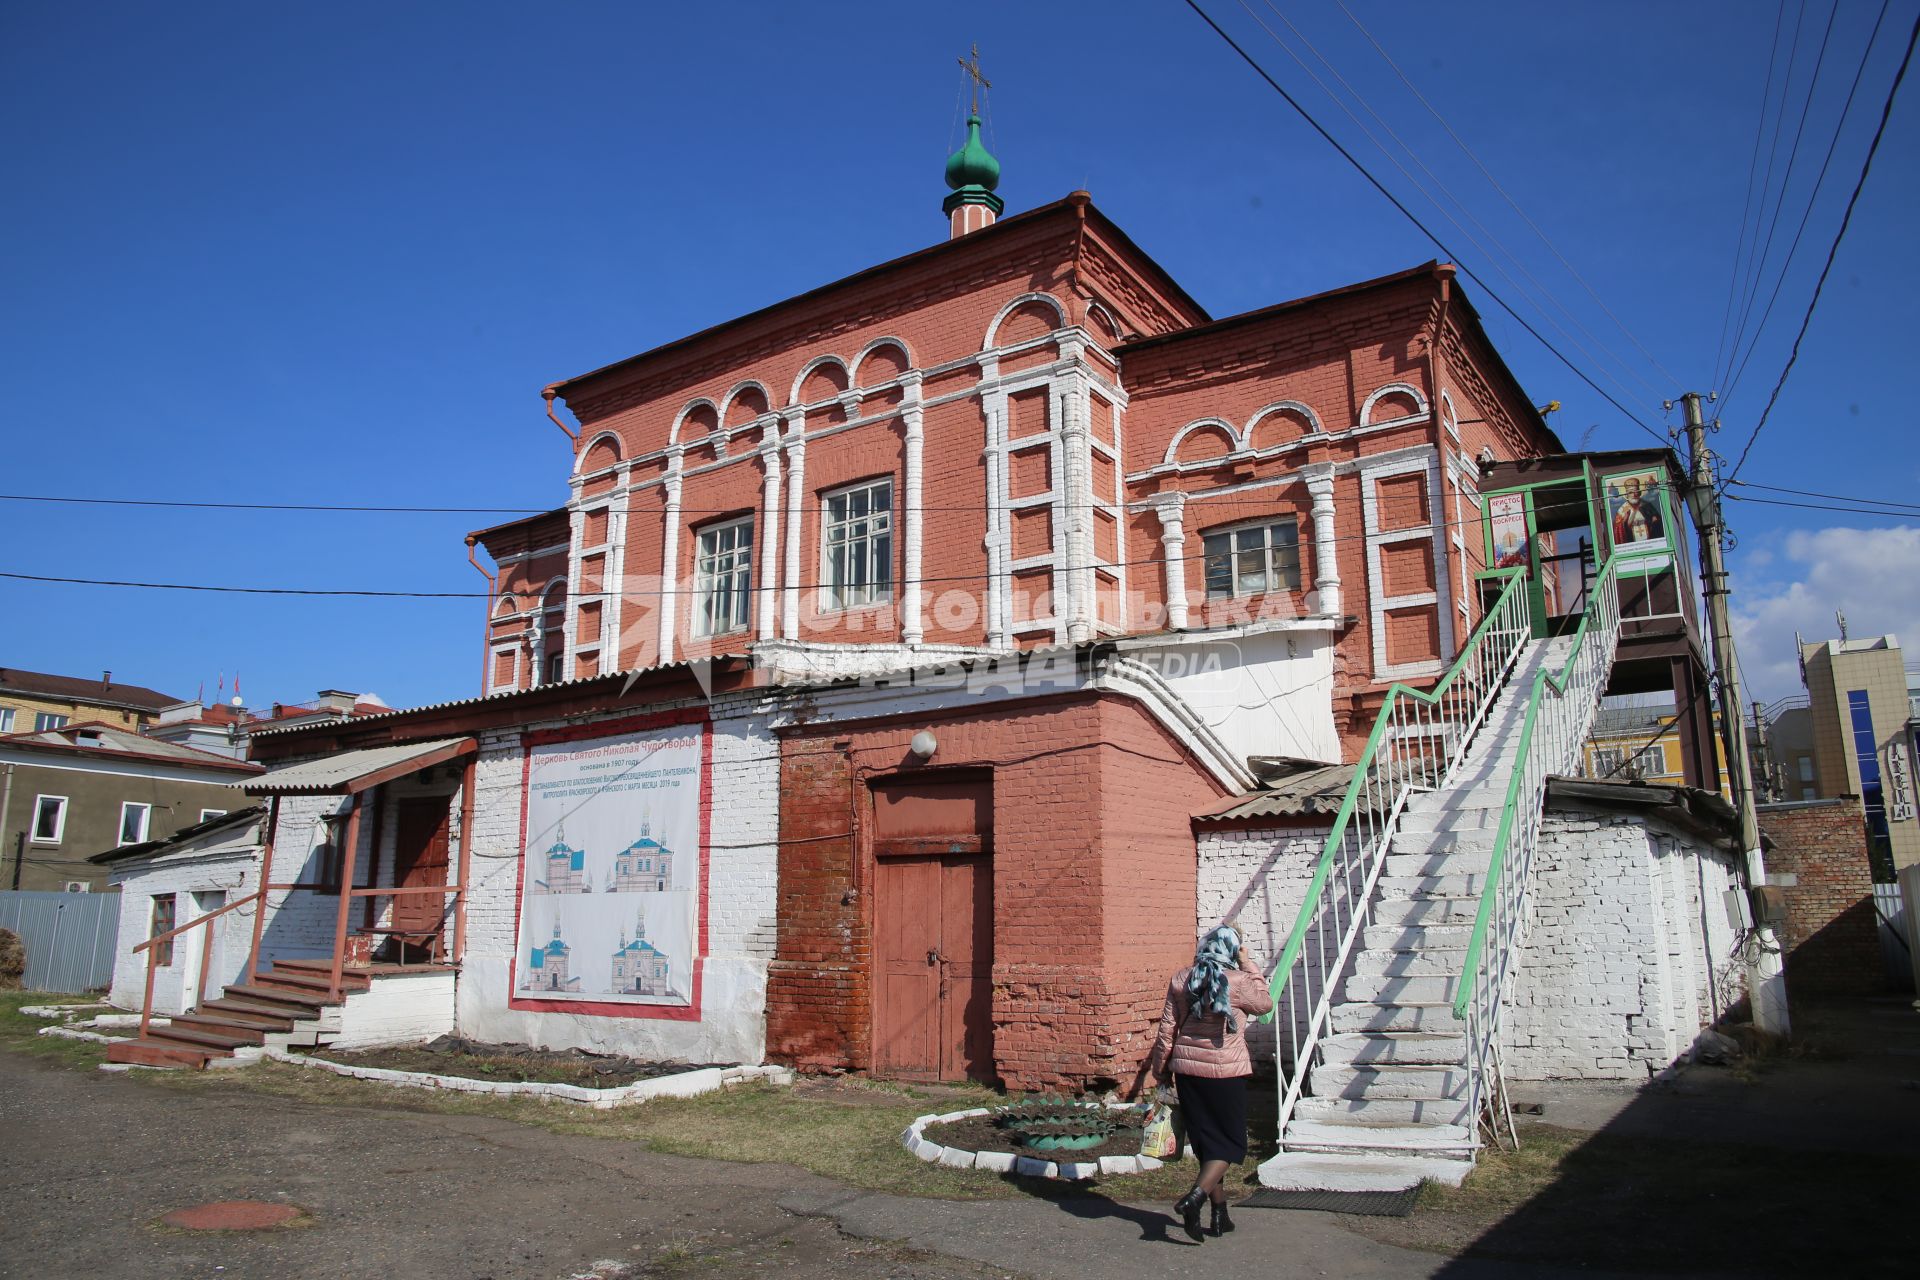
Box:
[267,1048,793,1109]
[901,1102,1168,1180]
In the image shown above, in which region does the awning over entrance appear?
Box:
[239,737,476,796]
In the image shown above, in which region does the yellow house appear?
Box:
[0,667,179,735]
[1583,698,1731,798]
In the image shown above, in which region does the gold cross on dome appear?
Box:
[958,43,991,115]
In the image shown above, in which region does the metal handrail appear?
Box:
[1265,567,1533,1143]
[1451,551,1624,1145]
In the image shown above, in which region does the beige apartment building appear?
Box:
[1800,634,1918,876]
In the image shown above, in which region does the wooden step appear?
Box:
[107,1039,216,1070]
[270,959,373,989]
[145,1024,254,1052]
[223,983,332,1010]
[259,968,369,995]
[169,1014,269,1045]
[195,999,300,1030]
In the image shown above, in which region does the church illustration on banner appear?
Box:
[525,920,583,992]
[531,824,590,894]
[605,819,676,893]
[609,911,673,997]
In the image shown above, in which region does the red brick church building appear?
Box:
[213,116,1561,1092]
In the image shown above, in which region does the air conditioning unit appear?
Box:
[63,881,90,894]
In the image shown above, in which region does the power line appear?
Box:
[1330,0,1683,393]
[1721,0,1893,409]
[1725,7,1920,486]
[0,481,1692,601]
[1727,476,1920,512]
[0,493,550,516]
[1179,0,1667,445]
[1724,493,1920,520]
[1713,0,1791,390]
[1242,0,1666,410]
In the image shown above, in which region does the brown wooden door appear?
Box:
[392,798,450,936]
[871,775,994,1084]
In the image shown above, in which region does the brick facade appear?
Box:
[1759,797,1885,995]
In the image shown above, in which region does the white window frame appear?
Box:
[819,478,894,613]
[34,712,69,732]
[693,515,755,637]
[199,808,227,823]
[31,794,68,844]
[118,802,152,846]
[1201,518,1302,599]
[0,708,14,732]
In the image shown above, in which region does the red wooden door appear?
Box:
[871,775,994,1084]
[392,798,450,936]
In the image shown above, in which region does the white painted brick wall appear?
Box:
[455,692,778,1064]
[1504,807,1747,1081]
[105,836,260,1015]
[331,972,457,1049]
[1196,821,1333,1062]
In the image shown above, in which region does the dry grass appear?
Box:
[0,991,113,1070]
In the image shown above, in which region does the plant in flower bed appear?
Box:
[310,1035,723,1089]
[923,1094,1147,1162]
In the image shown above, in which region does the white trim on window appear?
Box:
[819,477,894,613]
[1201,517,1303,599]
[199,809,227,823]
[0,708,13,733]
[694,515,755,637]
[31,794,68,843]
[34,712,69,732]
[118,802,152,846]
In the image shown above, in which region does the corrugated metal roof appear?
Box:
[240,737,471,795]
[246,665,694,739]
[1196,764,1357,823]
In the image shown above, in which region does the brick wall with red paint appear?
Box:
[1759,797,1886,995]
[765,689,1224,1091]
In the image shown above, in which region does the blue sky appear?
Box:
[2,0,1915,710]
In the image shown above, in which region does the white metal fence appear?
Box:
[0,891,120,993]
[1874,882,1913,991]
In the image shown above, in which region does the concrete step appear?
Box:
[1386,830,1499,859]
[1374,873,1490,900]
[1398,807,1505,834]
[1331,1000,1464,1033]
[1360,923,1472,953]
[1348,950,1464,979]
[1258,1150,1473,1192]
[1317,1031,1467,1067]
[1294,1094,1473,1126]
[1313,1063,1470,1101]
[1366,896,1481,928]
[1341,972,1463,1006]
[1282,1118,1475,1157]
[1382,849,1493,878]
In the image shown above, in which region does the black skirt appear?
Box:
[1174,1072,1250,1165]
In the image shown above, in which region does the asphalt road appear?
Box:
[0,1049,1598,1280]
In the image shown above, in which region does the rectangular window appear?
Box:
[694,516,754,637]
[822,479,893,611]
[34,712,69,732]
[31,795,67,843]
[1848,690,1895,879]
[0,708,13,732]
[199,808,227,823]
[118,802,152,846]
[150,895,176,968]
[1202,520,1301,598]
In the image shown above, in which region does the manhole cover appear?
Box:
[159,1201,307,1231]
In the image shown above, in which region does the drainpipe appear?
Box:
[542,386,578,443]
[467,536,497,694]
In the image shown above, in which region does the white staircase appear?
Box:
[1261,638,1571,1191]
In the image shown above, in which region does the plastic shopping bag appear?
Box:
[1139,1088,1179,1159]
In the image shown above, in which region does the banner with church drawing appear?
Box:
[514,719,704,1008]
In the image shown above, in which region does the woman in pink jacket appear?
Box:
[1147,924,1273,1241]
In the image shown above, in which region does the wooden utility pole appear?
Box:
[1681,391,1789,1034]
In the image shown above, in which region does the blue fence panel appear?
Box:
[0,891,121,993]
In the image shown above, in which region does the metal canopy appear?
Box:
[239,737,475,796]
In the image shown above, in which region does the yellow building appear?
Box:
[1583,698,1731,797]
[0,667,180,735]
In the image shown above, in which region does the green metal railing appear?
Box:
[1265,567,1532,1141]
[1451,552,1624,1144]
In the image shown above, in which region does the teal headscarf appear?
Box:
[1186,925,1242,1030]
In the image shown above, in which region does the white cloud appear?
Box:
[1730,526,1920,703]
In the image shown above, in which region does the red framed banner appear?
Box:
[509,707,712,1021]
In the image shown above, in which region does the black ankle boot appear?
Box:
[1173,1188,1206,1241]
[1211,1199,1234,1236]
